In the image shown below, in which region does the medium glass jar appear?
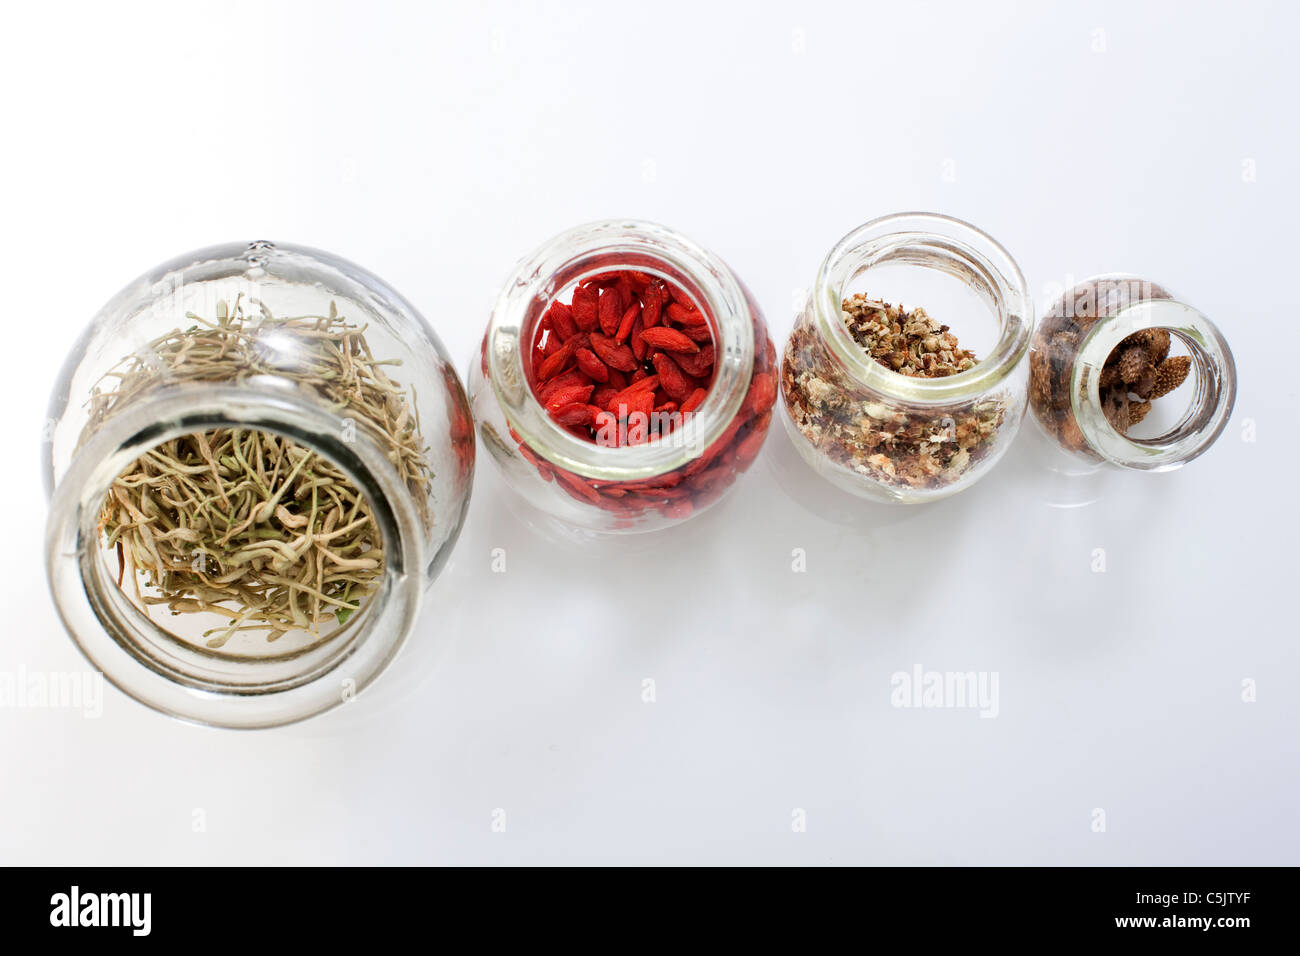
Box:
[781,213,1033,503]
[469,220,777,533]
[1028,275,1236,468]
[43,241,474,728]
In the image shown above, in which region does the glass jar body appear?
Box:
[782,308,1027,502]
[781,213,1033,504]
[468,220,777,534]
[1028,275,1236,470]
[43,241,474,728]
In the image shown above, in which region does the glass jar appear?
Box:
[1028,274,1236,469]
[43,241,474,728]
[469,220,777,533]
[781,213,1033,503]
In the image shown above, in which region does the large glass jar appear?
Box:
[1028,274,1236,468]
[469,220,777,534]
[43,241,474,728]
[781,213,1033,503]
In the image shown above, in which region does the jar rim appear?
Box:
[812,212,1033,405]
[44,383,425,729]
[485,219,754,481]
[1068,288,1237,470]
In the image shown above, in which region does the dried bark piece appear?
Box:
[1102,388,1130,432]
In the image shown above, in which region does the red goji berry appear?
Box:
[614,303,639,343]
[589,332,638,372]
[734,424,767,462]
[551,402,594,427]
[555,468,602,503]
[629,318,647,361]
[679,387,708,414]
[547,300,578,340]
[571,283,599,331]
[652,353,692,401]
[666,302,707,326]
[743,371,776,418]
[675,343,714,377]
[642,282,663,327]
[668,284,696,308]
[575,347,609,383]
[536,338,577,382]
[545,383,594,410]
[537,368,586,403]
[640,326,700,354]
[605,375,658,412]
[598,286,622,336]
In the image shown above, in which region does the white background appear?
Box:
[2,0,1296,865]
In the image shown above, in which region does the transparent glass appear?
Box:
[781,212,1033,503]
[1028,274,1236,469]
[468,220,777,533]
[43,241,474,728]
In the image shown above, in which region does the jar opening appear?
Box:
[1071,299,1237,470]
[813,212,1032,405]
[46,385,424,728]
[94,426,385,663]
[487,220,755,481]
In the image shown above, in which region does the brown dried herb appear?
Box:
[840,295,977,378]
[782,296,1005,492]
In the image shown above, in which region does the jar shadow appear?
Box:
[1007,419,1117,510]
[762,407,935,535]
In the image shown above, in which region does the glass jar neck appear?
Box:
[1071,299,1237,469]
[812,212,1032,405]
[486,219,754,480]
[45,382,425,728]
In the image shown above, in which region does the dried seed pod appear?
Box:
[1118,345,1149,385]
[1150,355,1191,399]
[1133,363,1157,399]
[1128,400,1152,428]
[1144,328,1171,365]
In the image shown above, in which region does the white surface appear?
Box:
[2,0,1296,865]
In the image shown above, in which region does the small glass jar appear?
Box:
[469,220,777,533]
[781,213,1033,503]
[1028,275,1236,468]
[43,241,474,728]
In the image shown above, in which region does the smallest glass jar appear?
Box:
[1028,275,1236,469]
[781,212,1033,503]
[469,220,777,534]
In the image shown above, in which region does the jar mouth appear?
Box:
[813,212,1033,405]
[1070,296,1237,470]
[45,384,424,729]
[486,219,754,481]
